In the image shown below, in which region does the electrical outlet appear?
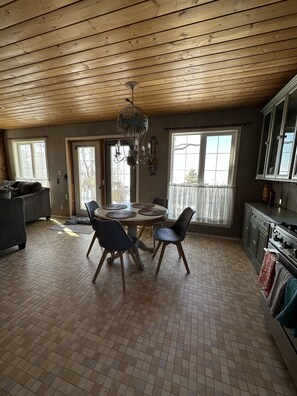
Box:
[60,205,63,210]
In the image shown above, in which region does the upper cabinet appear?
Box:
[256,75,297,181]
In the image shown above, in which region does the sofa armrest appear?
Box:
[0,198,27,251]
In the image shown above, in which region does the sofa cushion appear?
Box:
[17,181,42,196]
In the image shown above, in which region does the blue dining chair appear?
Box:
[85,200,100,257]
[92,218,139,292]
[152,207,195,275]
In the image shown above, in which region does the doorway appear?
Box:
[72,141,102,216]
[71,139,136,215]
[104,140,136,203]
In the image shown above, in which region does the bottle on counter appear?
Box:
[269,188,275,207]
[262,184,270,205]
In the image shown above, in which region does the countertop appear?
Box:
[246,202,297,224]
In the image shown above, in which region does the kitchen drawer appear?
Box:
[251,210,270,233]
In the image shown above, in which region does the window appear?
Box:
[12,139,49,186]
[168,128,240,226]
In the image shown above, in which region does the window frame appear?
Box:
[12,138,49,185]
[167,127,241,226]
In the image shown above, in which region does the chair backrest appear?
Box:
[171,207,195,241]
[85,200,99,226]
[152,197,168,208]
[92,218,133,251]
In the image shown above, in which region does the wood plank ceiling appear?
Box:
[0,0,297,129]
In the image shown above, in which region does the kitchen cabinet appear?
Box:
[242,202,297,273]
[242,203,252,249]
[242,203,270,273]
[256,74,297,181]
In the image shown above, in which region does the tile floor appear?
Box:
[0,218,296,396]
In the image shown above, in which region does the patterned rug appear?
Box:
[49,224,93,234]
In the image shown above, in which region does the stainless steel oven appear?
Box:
[266,222,297,374]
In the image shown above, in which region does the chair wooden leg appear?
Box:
[92,249,109,283]
[152,241,162,258]
[119,252,126,292]
[138,225,146,239]
[177,243,190,274]
[86,232,96,257]
[155,243,167,275]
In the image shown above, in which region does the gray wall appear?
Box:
[4,107,265,239]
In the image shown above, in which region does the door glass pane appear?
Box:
[267,100,285,175]
[257,112,271,176]
[78,147,96,210]
[278,89,297,177]
[110,145,131,203]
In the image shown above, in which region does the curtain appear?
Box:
[168,183,235,226]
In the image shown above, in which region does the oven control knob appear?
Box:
[294,249,297,258]
[273,235,282,242]
[282,240,291,249]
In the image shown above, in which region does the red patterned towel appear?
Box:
[258,251,277,298]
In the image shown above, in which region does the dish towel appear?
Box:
[266,261,293,317]
[276,277,297,337]
[258,251,277,298]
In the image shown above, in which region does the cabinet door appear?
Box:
[276,88,297,179]
[256,112,271,178]
[242,205,252,248]
[250,221,259,258]
[256,228,268,272]
[265,99,286,177]
[288,89,297,180]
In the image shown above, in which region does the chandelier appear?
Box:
[115,81,158,174]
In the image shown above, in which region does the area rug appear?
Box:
[49,224,93,234]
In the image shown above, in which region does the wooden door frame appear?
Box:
[65,135,139,215]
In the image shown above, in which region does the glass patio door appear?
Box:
[105,140,136,203]
[72,141,101,215]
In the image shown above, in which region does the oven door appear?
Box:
[267,241,297,353]
[268,241,297,277]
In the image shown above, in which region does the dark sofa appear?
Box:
[0,180,51,223]
[0,180,51,252]
[0,197,27,251]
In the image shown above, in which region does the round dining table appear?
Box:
[94,202,168,270]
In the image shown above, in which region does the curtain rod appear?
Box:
[164,122,251,130]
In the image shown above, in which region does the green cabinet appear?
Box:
[257,74,297,181]
[242,204,270,273]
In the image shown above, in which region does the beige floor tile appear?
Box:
[0,218,296,395]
